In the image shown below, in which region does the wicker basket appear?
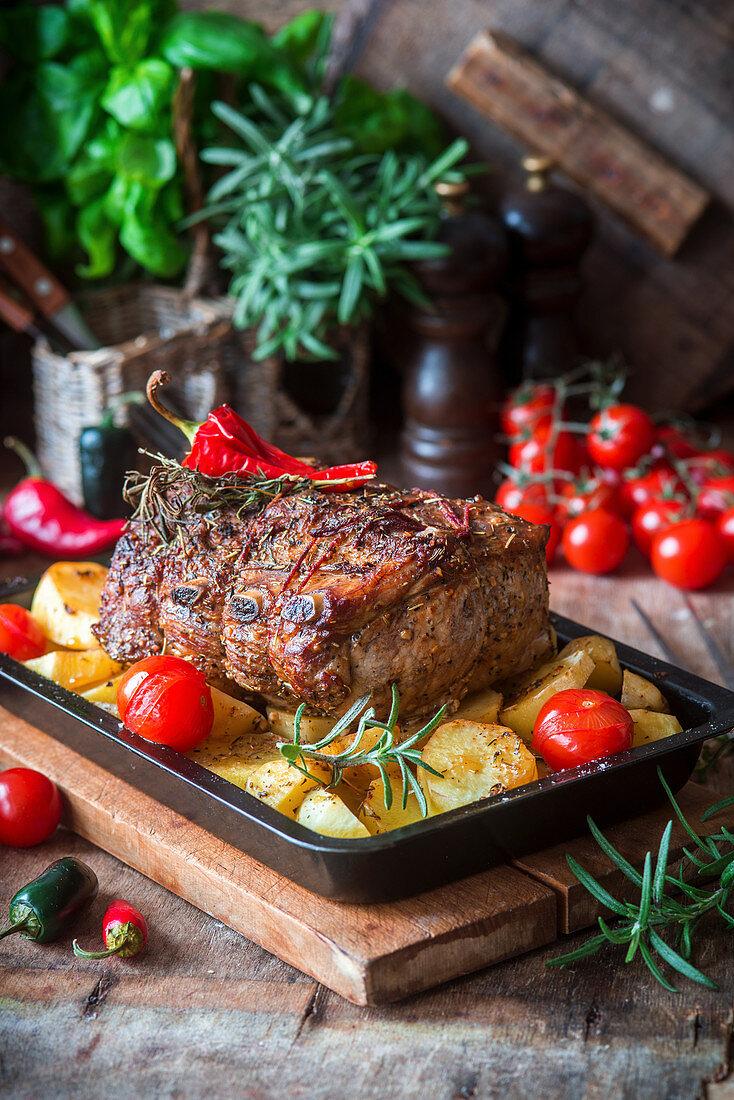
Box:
[32,284,231,502]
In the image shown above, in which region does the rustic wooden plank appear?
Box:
[0,706,557,1006]
[446,30,709,256]
[512,781,734,932]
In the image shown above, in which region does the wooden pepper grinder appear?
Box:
[499,155,593,384]
[399,181,507,499]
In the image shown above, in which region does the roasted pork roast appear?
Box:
[95,480,553,718]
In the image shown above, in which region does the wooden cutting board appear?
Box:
[0,703,727,1005]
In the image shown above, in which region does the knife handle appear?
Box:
[0,275,37,334]
[0,217,69,319]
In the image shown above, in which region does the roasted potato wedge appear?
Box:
[246,759,330,818]
[557,634,623,696]
[81,674,125,706]
[30,561,108,650]
[297,788,371,838]
[629,709,683,746]
[419,721,538,813]
[186,726,282,791]
[498,650,594,742]
[621,670,669,713]
[452,688,503,726]
[212,688,268,739]
[24,647,122,692]
[266,706,335,745]
[358,776,426,834]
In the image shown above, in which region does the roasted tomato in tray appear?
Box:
[117,655,214,752]
[0,604,46,661]
[533,688,633,771]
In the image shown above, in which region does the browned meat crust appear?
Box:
[95,483,553,718]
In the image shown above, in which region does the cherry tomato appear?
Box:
[117,655,214,752]
[631,498,688,557]
[587,404,656,471]
[650,519,727,591]
[557,476,624,524]
[0,604,46,661]
[618,466,686,518]
[500,383,557,440]
[509,424,582,477]
[0,767,63,847]
[716,508,734,564]
[562,510,629,575]
[655,425,699,461]
[696,476,734,520]
[687,449,734,484]
[533,689,633,771]
[495,478,550,514]
[506,502,560,563]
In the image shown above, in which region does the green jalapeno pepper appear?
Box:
[79,392,143,520]
[0,857,98,943]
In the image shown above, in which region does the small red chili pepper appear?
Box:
[73,900,147,959]
[146,371,376,489]
[3,438,126,558]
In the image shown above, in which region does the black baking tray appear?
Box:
[1,572,733,903]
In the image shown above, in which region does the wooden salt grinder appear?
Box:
[399,182,507,499]
[499,156,593,383]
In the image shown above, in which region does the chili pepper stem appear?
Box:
[0,918,31,939]
[72,938,126,959]
[146,371,200,445]
[4,437,43,479]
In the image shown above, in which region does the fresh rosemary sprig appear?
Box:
[124,452,313,544]
[278,684,445,818]
[548,768,734,991]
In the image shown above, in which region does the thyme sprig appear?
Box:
[278,685,445,817]
[124,452,314,544]
[548,769,734,991]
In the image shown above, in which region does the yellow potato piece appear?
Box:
[186,726,282,791]
[621,671,669,713]
[420,721,538,814]
[246,758,330,819]
[30,562,108,650]
[82,674,125,706]
[297,788,371,838]
[25,647,122,691]
[358,775,427,834]
[629,709,683,746]
[557,635,623,696]
[211,687,268,739]
[266,706,335,745]
[499,650,594,742]
[452,688,503,725]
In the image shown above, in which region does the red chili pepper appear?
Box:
[72,900,147,960]
[3,438,126,558]
[147,371,376,489]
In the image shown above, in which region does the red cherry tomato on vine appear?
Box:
[509,424,582,477]
[117,655,214,752]
[533,689,633,771]
[696,476,734,520]
[557,477,624,524]
[495,478,551,514]
[507,502,560,563]
[500,383,557,440]
[655,426,699,461]
[618,466,686,518]
[0,767,63,847]
[562,510,629,574]
[587,404,656,471]
[687,450,734,484]
[631,498,688,557]
[650,519,727,591]
[0,604,46,661]
[716,508,734,563]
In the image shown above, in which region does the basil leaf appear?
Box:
[33,188,77,261]
[76,196,117,278]
[0,5,71,62]
[102,59,174,131]
[116,133,176,187]
[120,190,187,277]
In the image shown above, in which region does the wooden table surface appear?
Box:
[1,547,733,1099]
